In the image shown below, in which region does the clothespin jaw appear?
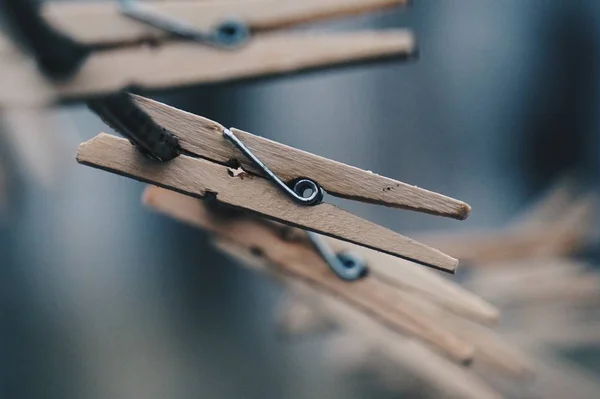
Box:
[77,94,470,274]
[0,0,417,107]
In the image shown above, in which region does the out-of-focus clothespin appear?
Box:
[140,186,536,399]
[420,179,597,266]
[0,0,416,107]
[139,185,480,363]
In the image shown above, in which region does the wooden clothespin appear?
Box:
[77,93,471,274]
[0,0,416,107]
[139,185,477,363]
[420,179,597,265]
[139,186,537,397]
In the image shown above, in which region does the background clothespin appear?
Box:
[142,185,537,399]
[0,0,416,107]
[419,178,597,266]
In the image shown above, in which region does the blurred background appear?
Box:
[0,0,599,398]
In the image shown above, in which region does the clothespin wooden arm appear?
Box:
[43,0,410,46]
[133,95,471,220]
[0,29,414,107]
[420,192,595,265]
[323,238,500,325]
[141,186,475,363]
[77,133,458,272]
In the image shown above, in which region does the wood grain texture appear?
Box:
[78,134,458,272]
[133,95,471,220]
[0,30,414,107]
[43,0,407,45]
[141,186,474,362]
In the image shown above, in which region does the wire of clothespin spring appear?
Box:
[117,0,249,49]
[0,0,249,83]
[90,100,368,281]
[222,128,369,281]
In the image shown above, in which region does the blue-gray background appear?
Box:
[1,1,599,398]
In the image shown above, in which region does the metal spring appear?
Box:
[118,0,249,49]
[222,128,368,281]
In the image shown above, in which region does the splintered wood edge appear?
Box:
[78,134,459,273]
[141,186,474,363]
[44,0,409,45]
[132,95,471,220]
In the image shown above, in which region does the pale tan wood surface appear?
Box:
[0,30,414,107]
[77,134,459,272]
[274,288,336,336]
[145,185,539,387]
[282,282,532,380]
[217,221,497,325]
[384,287,534,380]
[420,190,595,265]
[141,186,474,362]
[260,280,502,399]
[509,177,577,230]
[219,228,523,378]
[275,282,503,399]
[262,234,533,380]
[472,272,600,307]
[464,259,600,306]
[324,238,499,324]
[134,95,471,220]
[43,0,408,46]
[143,186,492,324]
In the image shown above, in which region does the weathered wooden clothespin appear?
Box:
[140,186,538,399]
[77,94,471,275]
[138,185,487,362]
[73,88,479,358]
[0,0,416,107]
[420,179,597,265]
